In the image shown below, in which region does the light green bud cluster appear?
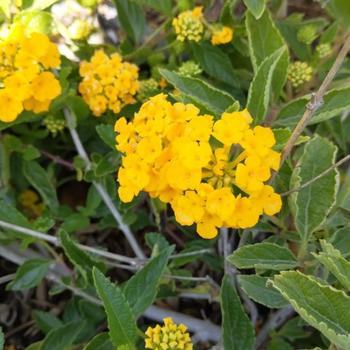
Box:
[287,61,313,88]
[178,61,202,77]
[316,43,332,58]
[137,79,159,101]
[43,115,66,136]
[297,25,317,45]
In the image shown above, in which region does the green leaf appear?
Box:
[228,242,297,270]
[25,342,42,350]
[238,275,289,308]
[313,240,350,291]
[327,0,350,25]
[23,161,59,212]
[247,47,286,124]
[33,310,63,335]
[0,327,4,350]
[159,68,236,116]
[8,259,51,291]
[270,271,350,349]
[221,276,255,350]
[276,87,350,127]
[290,135,338,241]
[0,199,32,228]
[95,152,120,177]
[0,111,37,132]
[93,268,137,349]
[123,248,172,316]
[61,213,90,233]
[83,333,114,350]
[59,230,103,285]
[191,42,239,87]
[113,0,146,43]
[246,9,288,97]
[243,0,266,19]
[96,124,116,149]
[136,0,172,14]
[331,225,350,258]
[41,321,84,350]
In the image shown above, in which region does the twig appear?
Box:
[0,242,221,343]
[255,306,295,349]
[0,273,15,285]
[281,154,350,197]
[0,219,140,265]
[169,249,213,259]
[63,108,146,259]
[279,32,350,169]
[40,150,75,170]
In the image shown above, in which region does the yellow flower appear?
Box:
[213,110,252,146]
[211,26,233,45]
[115,94,282,238]
[145,317,193,350]
[0,28,61,123]
[172,7,204,42]
[0,90,23,122]
[79,50,139,117]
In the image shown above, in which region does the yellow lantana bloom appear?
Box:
[211,26,234,45]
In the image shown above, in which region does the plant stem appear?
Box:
[64,108,146,259]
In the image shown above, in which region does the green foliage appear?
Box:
[221,276,255,349]
[228,242,298,270]
[0,327,3,350]
[83,333,114,350]
[290,135,338,242]
[270,271,350,349]
[8,259,51,291]
[243,0,266,19]
[93,268,138,349]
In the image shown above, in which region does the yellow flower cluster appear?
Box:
[211,26,233,45]
[287,61,313,88]
[18,190,45,219]
[0,28,61,123]
[79,50,139,117]
[172,7,204,42]
[115,94,282,239]
[145,317,192,350]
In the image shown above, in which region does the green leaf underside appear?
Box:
[271,271,350,349]
[243,0,266,19]
[228,242,297,270]
[93,268,137,349]
[221,276,255,349]
[238,275,289,308]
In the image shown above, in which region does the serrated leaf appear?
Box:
[123,247,172,316]
[93,268,137,349]
[191,42,239,87]
[113,0,146,43]
[276,87,350,127]
[83,333,114,350]
[238,275,289,308]
[228,242,297,270]
[8,259,51,291]
[159,68,236,116]
[23,161,59,212]
[313,240,350,291]
[243,0,265,19]
[246,9,288,97]
[41,321,83,350]
[270,271,350,349]
[247,47,286,124]
[331,225,350,257]
[221,276,255,349]
[33,310,63,334]
[59,230,103,285]
[96,124,116,149]
[290,136,338,241]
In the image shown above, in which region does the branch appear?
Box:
[63,108,145,259]
[281,154,350,197]
[279,32,350,168]
[0,219,140,265]
[255,306,295,349]
[40,150,75,170]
